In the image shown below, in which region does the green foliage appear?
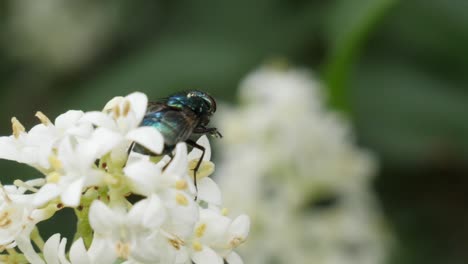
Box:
[324,0,398,114]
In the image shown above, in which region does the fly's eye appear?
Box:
[205,101,215,115]
[210,98,216,113]
[204,95,216,114]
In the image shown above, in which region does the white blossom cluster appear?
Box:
[216,66,390,264]
[0,92,249,264]
[5,0,120,71]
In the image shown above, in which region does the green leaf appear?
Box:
[323,0,398,114]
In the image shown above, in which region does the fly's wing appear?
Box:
[142,108,197,146]
[146,101,167,113]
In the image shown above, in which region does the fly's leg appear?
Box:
[121,142,136,167]
[193,126,223,138]
[186,139,205,201]
[127,142,136,156]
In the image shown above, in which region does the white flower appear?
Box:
[34,127,122,207]
[0,111,93,171]
[0,118,55,170]
[42,234,93,264]
[125,136,221,205]
[88,195,184,264]
[0,183,52,264]
[82,92,164,166]
[216,66,389,264]
[0,91,251,264]
[0,188,34,248]
[29,92,163,208]
[187,136,222,206]
[181,208,250,264]
[6,0,120,71]
[124,143,192,196]
[125,142,200,241]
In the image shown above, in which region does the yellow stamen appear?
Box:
[48,155,62,170]
[14,180,39,193]
[192,241,203,252]
[11,117,25,138]
[175,180,188,190]
[230,237,244,248]
[168,237,184,250]
[221,208,229,216]
[195,224,206,238]
[103,96,124,113]
[104,173,119,185]
[116,241,131,259]
[0,211,12,228]
[122,100,131,117]
[46,172,61,183]
[35,111,51,126]
[175,193,188,206]
[113,105,121,118]
[188,160,215,180]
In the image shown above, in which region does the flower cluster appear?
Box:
[0,92,249,264]
[215,66,390,264]
[6,0,120,71]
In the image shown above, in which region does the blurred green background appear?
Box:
[1,0,467,263]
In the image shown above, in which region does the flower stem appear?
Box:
[30,227,45,249]
[2,250,28,264]
[74,187,99,248]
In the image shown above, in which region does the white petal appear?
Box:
[16,235,45,264]
[55,110,84,130]
[228,215,250,241]
[162,191,199,238]
[88,237,117,264]
[57,137,75,169]
[123,159,161,195]
[84,127,123,159]
[164,143,188,177]
[27,123,52,136]
[197,177,222,205]
[58,237,71,264]
[60,178,84,207]
[199,209,231,242]
[67,123,94,138]
[225,251,243,264]
[126,126,164,155]
[126,150,150,165]
[26,178,46,188]
[43,234,61,264]
[188,135,211,161]
[110,141,134,167]
[126,92,148,122]
[0,136,20,162]
[33,184,61,207]
[175,248,190,263]
[30,208,51,223]
[81,111,117,130]
[103,96,124,112]
[89,200,119,234]
[192,247,223,264]
[70,238,91,264]
[128,195,166,229]
[84,170,106,187]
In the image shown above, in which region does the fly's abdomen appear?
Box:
[142,110,195,147]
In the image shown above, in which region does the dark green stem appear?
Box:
[74,187,100,248]
[324,0,398,116]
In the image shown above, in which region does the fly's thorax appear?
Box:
[166,91,216,120]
